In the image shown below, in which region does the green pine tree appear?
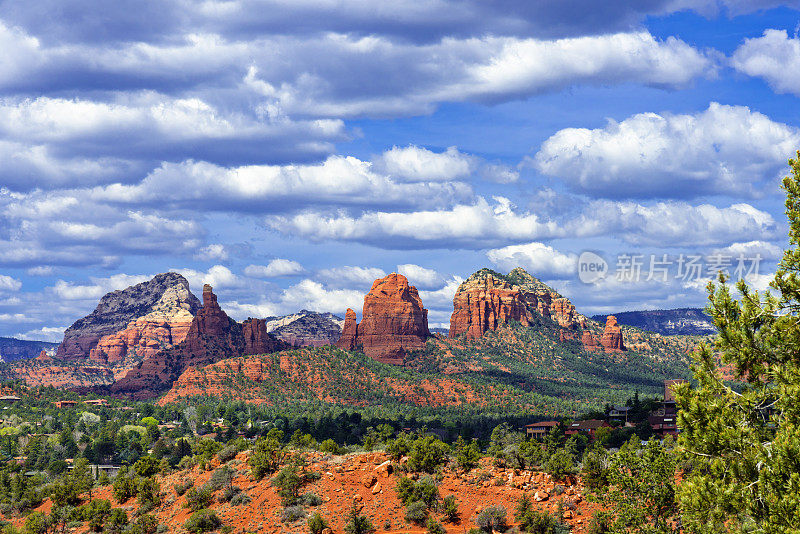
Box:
[675,152,800,533]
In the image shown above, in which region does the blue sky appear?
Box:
[1,0,799,340]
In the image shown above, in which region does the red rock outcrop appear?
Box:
[336,274,429,364]
[242,318,289,355]
[600,316,625,351]
[336,308,359,350]
[89,317,193,364]
[581,331,601,351]
[57,272,201,360]
[450,274,533,340]
[110,284,247,399]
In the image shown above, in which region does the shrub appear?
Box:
[105,509,129,534]
[544,450,575,482]
[230,492,251,506]
[184,509,221,534]
[307,512,329,534]
[137,477,161,513]
[454,436,481,472]
[441,495,459,523]
[217,445,238,464]
[206,466,234,492]
[23,512,49,534]
[184,487,213,512]
[281,506,307,523]
[249,431,286,480]
[319,439,341,455]
[552,485,565,496]
[404,501,428,525]
[131,514,158,534]
[174,479,194,496]
[112,469,138,503]
[516,507,569,534]
[302,492,323,506]
[83,499,111,532]
[407,436,450,474]
[426,518,446,534]
[474,505,507,533]
[220,485,241,503]
[585,511,613,534]
[395,476,439,508]
[133,456,161,478]
[344,506,375,534]
[581,448,609,490]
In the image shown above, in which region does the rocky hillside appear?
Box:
[0,337,57,362]
[591,308,715,335]
[7,450,599,534]
[57,272,202,361]
[264,310,344,346]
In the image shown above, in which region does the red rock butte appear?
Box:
[600,315,626,351]
[336,273,429,364]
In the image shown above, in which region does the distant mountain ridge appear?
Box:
[263,310,344,347]
[591,308,715,336]
[0,337,58,362]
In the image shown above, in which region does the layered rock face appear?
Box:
[450,268,588,340]
[449,274,533,340]
[57,273,201,360]
[242,318,289,355]
[336,308,359,350]
[600,316,626,351]
[581,331,601,351]
[336,273,429,364]
[265,310,345,347]
[110,284,247,398]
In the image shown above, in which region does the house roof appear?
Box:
[525,421,559,428]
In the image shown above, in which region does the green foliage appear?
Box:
[603,437,677,534]
[22,512,49,534]
[407,436,450,473]
[83,499,111,532]
[386,432,411,461]
[130,515,158,534]
[515,501,569,534]
[454,436,481,472]
[184,487,213,512]
[206,466,234,492]
[426,517,446,534]
[249,430,287,480]
[308,512,329,534]
[674,154,800,533]
[344,505,375,534]
[581,445,610,491]
[396,476,440,508]
[319,439,341,454]
[230,492,251,506]
[441,495,459,523]
[474,505,507,533]
[184,509,221,533]
[173,479,194,496]
[133,456,161,477]
[281,506,306,523]
[106,509,129,534]
[112,467,138,503]
[271,456,318,506]
[544,449,575,481]
[136,477,161,513]
[404,501,429,525]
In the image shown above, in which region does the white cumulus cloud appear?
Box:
[487,242,578,278]
[244,259,305,278]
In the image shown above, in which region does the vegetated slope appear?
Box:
[162,319,702,417]
[0,337,58,362]
[9,450,599,534]
[591,308,715,336]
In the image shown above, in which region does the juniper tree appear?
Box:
[675,152,800,533]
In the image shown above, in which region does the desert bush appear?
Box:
[133,456,161,478]
[184,487,213,512]
[83,499,111,532]
[220,485,241,503]
[230,492,252,506]
[441,495,459,523]
[249,430,286,480]
[407,436,450,473]
[426,518,446,534]
[105,509,129,534]
[184,509,221,533]
[302,491,323,506]
[395,476,439,508]
[474,505,507,533]
[137,477,161,513]
[344,505,375,534]
[281,506,306,523]
[307,512,329,534]
[319,439,341,454]
[544,450,575,481]
[174,479,194,496]
[206,466,234,492]
[22,512,49,534]
[131,514,158,534]
[404,501,428,525]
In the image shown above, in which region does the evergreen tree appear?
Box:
[675,152,800,533]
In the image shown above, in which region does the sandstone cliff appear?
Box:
[242,318,290,355]
[600,315,626,351]
[449,268,587,340]
[57,273,201,360]
[110,285,250,398]
[336,273,429,364]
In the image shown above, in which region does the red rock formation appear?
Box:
[581,331,601,351]
[336,308,358,350]
[35,350,52,362]
[449,275,533,340]
[242,318,288,355]
[89,317,193,364]
[600,316,625,351]
[336,274,429,364]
